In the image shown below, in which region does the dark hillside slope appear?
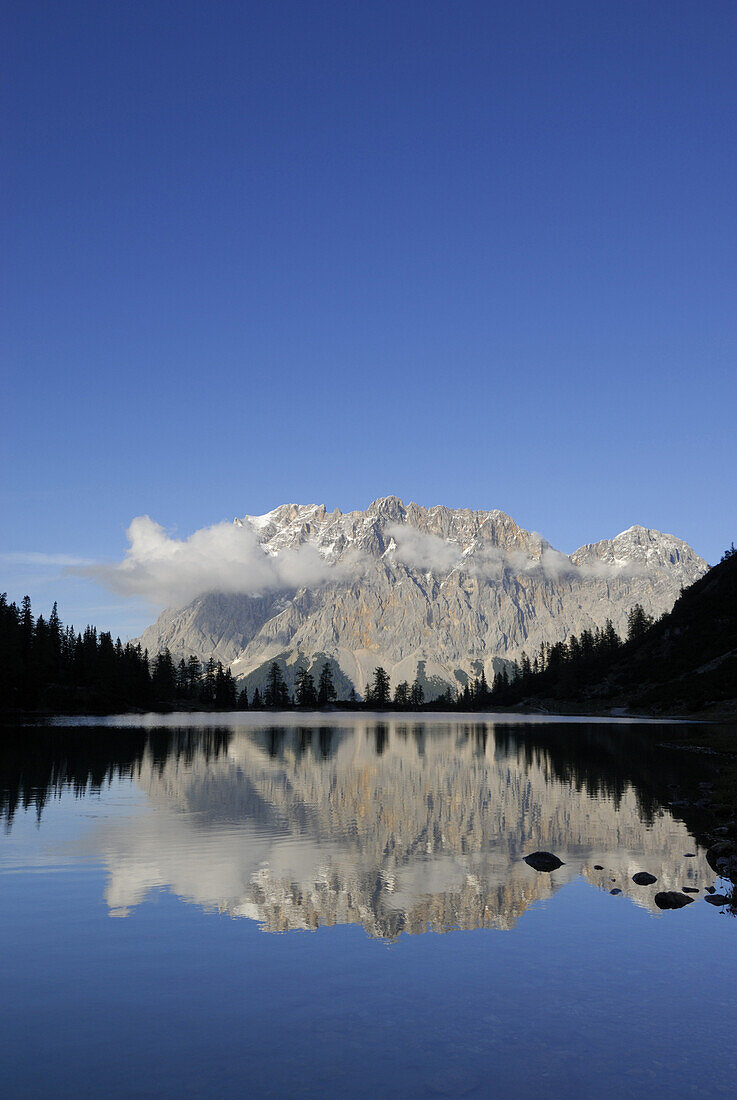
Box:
[526,550,737,716]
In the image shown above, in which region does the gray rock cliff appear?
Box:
[136,498,707,696]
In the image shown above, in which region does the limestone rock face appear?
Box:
[135,498,707,696]
[88,721,713,936]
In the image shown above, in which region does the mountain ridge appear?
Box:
[510,546,737,717]
[136,498,707,697]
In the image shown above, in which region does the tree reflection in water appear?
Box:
[0,718,726,935]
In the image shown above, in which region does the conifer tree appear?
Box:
[627,604,654,642]
[368,666,390,708]
[177,659,189,698]
[317,662,337,706]
[393,680,410,707]
[265,661,289,707]
[410,678,424,707]
[187,655,202,697]
[601,619,620,654]
[152,648,177,700]
[203,658,216,703]
[295,665,317,707]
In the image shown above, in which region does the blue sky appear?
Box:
[2,0,736,638]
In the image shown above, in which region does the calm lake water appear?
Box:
[1,714,735,1098]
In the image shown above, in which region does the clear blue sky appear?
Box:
[2,1,736,638]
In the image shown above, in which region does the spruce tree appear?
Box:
[317,662,337,706]
[187,655,202,697]
[214,662,227,707]
[176,659,189,698]
[368,667,390,708]
[393,680,410,707]
[410,678,424,707]
[203,658,216,703]
[152,648,177,701]
[627,604,654,642]
[265,661,289,707]
[295,665,317,707]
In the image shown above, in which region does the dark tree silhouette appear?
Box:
[295,665,318,707]
[264,661,289,708]
[317,662,337,706]
[393,681,410,707]
[366,667,391,707]
[3,553,729,718]
[410,678,425,707]
[627,604,654,642]
[0,595,245,714]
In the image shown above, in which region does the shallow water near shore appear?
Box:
[1,714,735,1098]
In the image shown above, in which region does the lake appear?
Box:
[1,714,735,1098]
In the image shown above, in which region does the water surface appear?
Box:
[1,715,734,1097]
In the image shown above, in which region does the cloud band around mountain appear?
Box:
[75,514,645,611]
[75,516,348,609]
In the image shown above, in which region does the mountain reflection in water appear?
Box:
[0,718,716,937]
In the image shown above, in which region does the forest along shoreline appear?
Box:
[3,711,736,917]
[1,544,735,908]
[3,547,735,720]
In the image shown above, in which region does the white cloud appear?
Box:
[0,551,94,566]
[70,514,645,612]
[387,524,462,572]
[75,516,346,609]
[385,524,638,583]
[538,547,577,580]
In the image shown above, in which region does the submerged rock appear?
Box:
[654,891,694,910]
[682,887,699,893]
[706,841,737,881]
[610,888,622,895]
[523,851,564,873]
[704,894,729,906]
[632,872,657,886]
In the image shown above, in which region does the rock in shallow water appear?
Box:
[654,891,694,910]
[523,851,564,872]
[610,888,622,895]
[706,841,737,880]
[704,894,730,906]
[633,872,657,886]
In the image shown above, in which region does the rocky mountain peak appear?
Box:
[137,499,708,697]
[572,525,699,572]
[367,495,407,522]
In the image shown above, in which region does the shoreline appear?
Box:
[3,708,735,906]
[6,701,736,724]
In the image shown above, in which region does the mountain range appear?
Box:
[136,497,707,699]
[85,722,712,936]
